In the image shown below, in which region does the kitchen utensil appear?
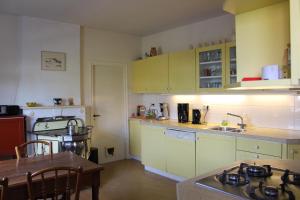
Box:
[158,103,169,120]
[67,119,79,135]
[26,102,37,107]
[53,98,62,105]
[137,105,146,116]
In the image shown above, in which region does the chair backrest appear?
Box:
[0,177,8,200]
[15,140,53,159]
[27,166,82,200]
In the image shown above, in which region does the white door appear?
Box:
[92,64,127,163]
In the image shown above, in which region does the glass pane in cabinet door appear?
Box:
[199,49,222,88]
[229,47,237,84]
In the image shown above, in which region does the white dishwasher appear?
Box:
[165,128,196,179]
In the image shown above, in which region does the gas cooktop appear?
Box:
[196,163,300,200]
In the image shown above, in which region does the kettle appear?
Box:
[67,119,79,135]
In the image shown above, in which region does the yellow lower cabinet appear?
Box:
[165,129,196,178]
[196,132,236,176]
[129,120,141,158]
[141,124,166,171]
[236,150,281,161]
[236,137,282,157]
[288,144,300,160]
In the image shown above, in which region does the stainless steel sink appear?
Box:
[209,126,243,133]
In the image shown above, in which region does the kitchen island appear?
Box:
[177,159,300,200]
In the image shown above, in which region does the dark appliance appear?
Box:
[192,109,201,124]
[196,162,300,200]
[0,105,22,116]
[177,103,189,123]
[88,147,99,164]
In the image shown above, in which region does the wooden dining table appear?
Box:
[0,151,104,200]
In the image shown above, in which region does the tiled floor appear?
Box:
[80,159,177,200]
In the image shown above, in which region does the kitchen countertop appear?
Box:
[130,117,300,144]
[177,159,300,200]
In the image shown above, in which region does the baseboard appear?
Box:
[144,166,186,182]
[129,155,141,161]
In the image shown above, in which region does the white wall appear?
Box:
[0,15,81,106]
[81,27,141,163]
[0,14,21,104]
[82,27,141,106]
[142,14,235,55]
[16,17,81,106]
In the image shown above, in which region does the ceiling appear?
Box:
[0,0,226,36]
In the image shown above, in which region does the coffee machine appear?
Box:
[158,103,169,120]
[192,109,201,124]
[177,103,189,123]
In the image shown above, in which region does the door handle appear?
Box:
[93,114,101,117]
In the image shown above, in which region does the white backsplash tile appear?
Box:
[128,94,300,130]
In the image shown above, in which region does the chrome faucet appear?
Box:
[227,113,246,130]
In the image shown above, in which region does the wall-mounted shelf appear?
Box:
[200,76,222,79]
[227,79,300,90]
[21,105,83,110]
[199,61,222,65]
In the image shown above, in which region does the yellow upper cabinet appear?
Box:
[223,0,287,14]
[290,0,300,85]
[132,59,148,93]
[196,44,226,92]
[236,1,290,81]
[132,54,169,93]
[169,50,196,93]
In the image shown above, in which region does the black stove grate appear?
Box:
[248,181,295,200]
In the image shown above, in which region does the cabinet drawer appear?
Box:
[236,137,282,157]
[288,144,300,160]
[236,150,281,161]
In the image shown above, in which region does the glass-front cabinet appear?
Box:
[196,44,226,91]
[226,42,237,86]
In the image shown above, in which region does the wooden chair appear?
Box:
[27,166,82,200]
[0,177,8,200]
[15,140,53,159]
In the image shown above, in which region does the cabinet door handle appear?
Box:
[256,154,260,159]
[256,145,260,150]
[290,150,298,154]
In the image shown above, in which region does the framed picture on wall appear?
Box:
[41,51,66,71]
